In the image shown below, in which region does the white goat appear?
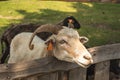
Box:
[8,24,93,68]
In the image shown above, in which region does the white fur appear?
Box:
[8,33,47,63]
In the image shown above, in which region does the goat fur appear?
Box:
[8,27,80,63]
[0,16,81,64]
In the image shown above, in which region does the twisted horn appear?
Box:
[29,24,63,50]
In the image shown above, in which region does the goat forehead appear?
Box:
[58,28,79,38]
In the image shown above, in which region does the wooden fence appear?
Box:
[0,43,120,80]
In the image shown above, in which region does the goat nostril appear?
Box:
[83,55,91,60]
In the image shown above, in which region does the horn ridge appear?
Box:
[29,24,63,50]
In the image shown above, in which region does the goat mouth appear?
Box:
[74,60,90,68]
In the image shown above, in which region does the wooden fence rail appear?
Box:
[0,43,120,80]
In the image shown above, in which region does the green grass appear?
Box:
[0,1,120,55]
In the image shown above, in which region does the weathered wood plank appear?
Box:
[69,67,87,80]
[58,71,69,80]
[58,71,65,80]
[94,61,110,80]
[37,72,58,80]
[19,76,38,80]
[20,72,58,80]
[0,57,79,80]
[0,43,120,80]
[88,43,120,64]
[49,72,58,80]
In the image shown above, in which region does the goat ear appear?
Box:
[45,35,56,51]
[46,40,54,51]
[79,36,89,44]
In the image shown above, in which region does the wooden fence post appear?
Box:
[94,61,110,80]
[69,67,87,80]
[37,72,58,80]
[58,71,69,80]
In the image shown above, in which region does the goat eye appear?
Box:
[59,40,67,44]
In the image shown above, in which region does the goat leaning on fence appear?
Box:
[0,16,81,64]
[8,24,93,68]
